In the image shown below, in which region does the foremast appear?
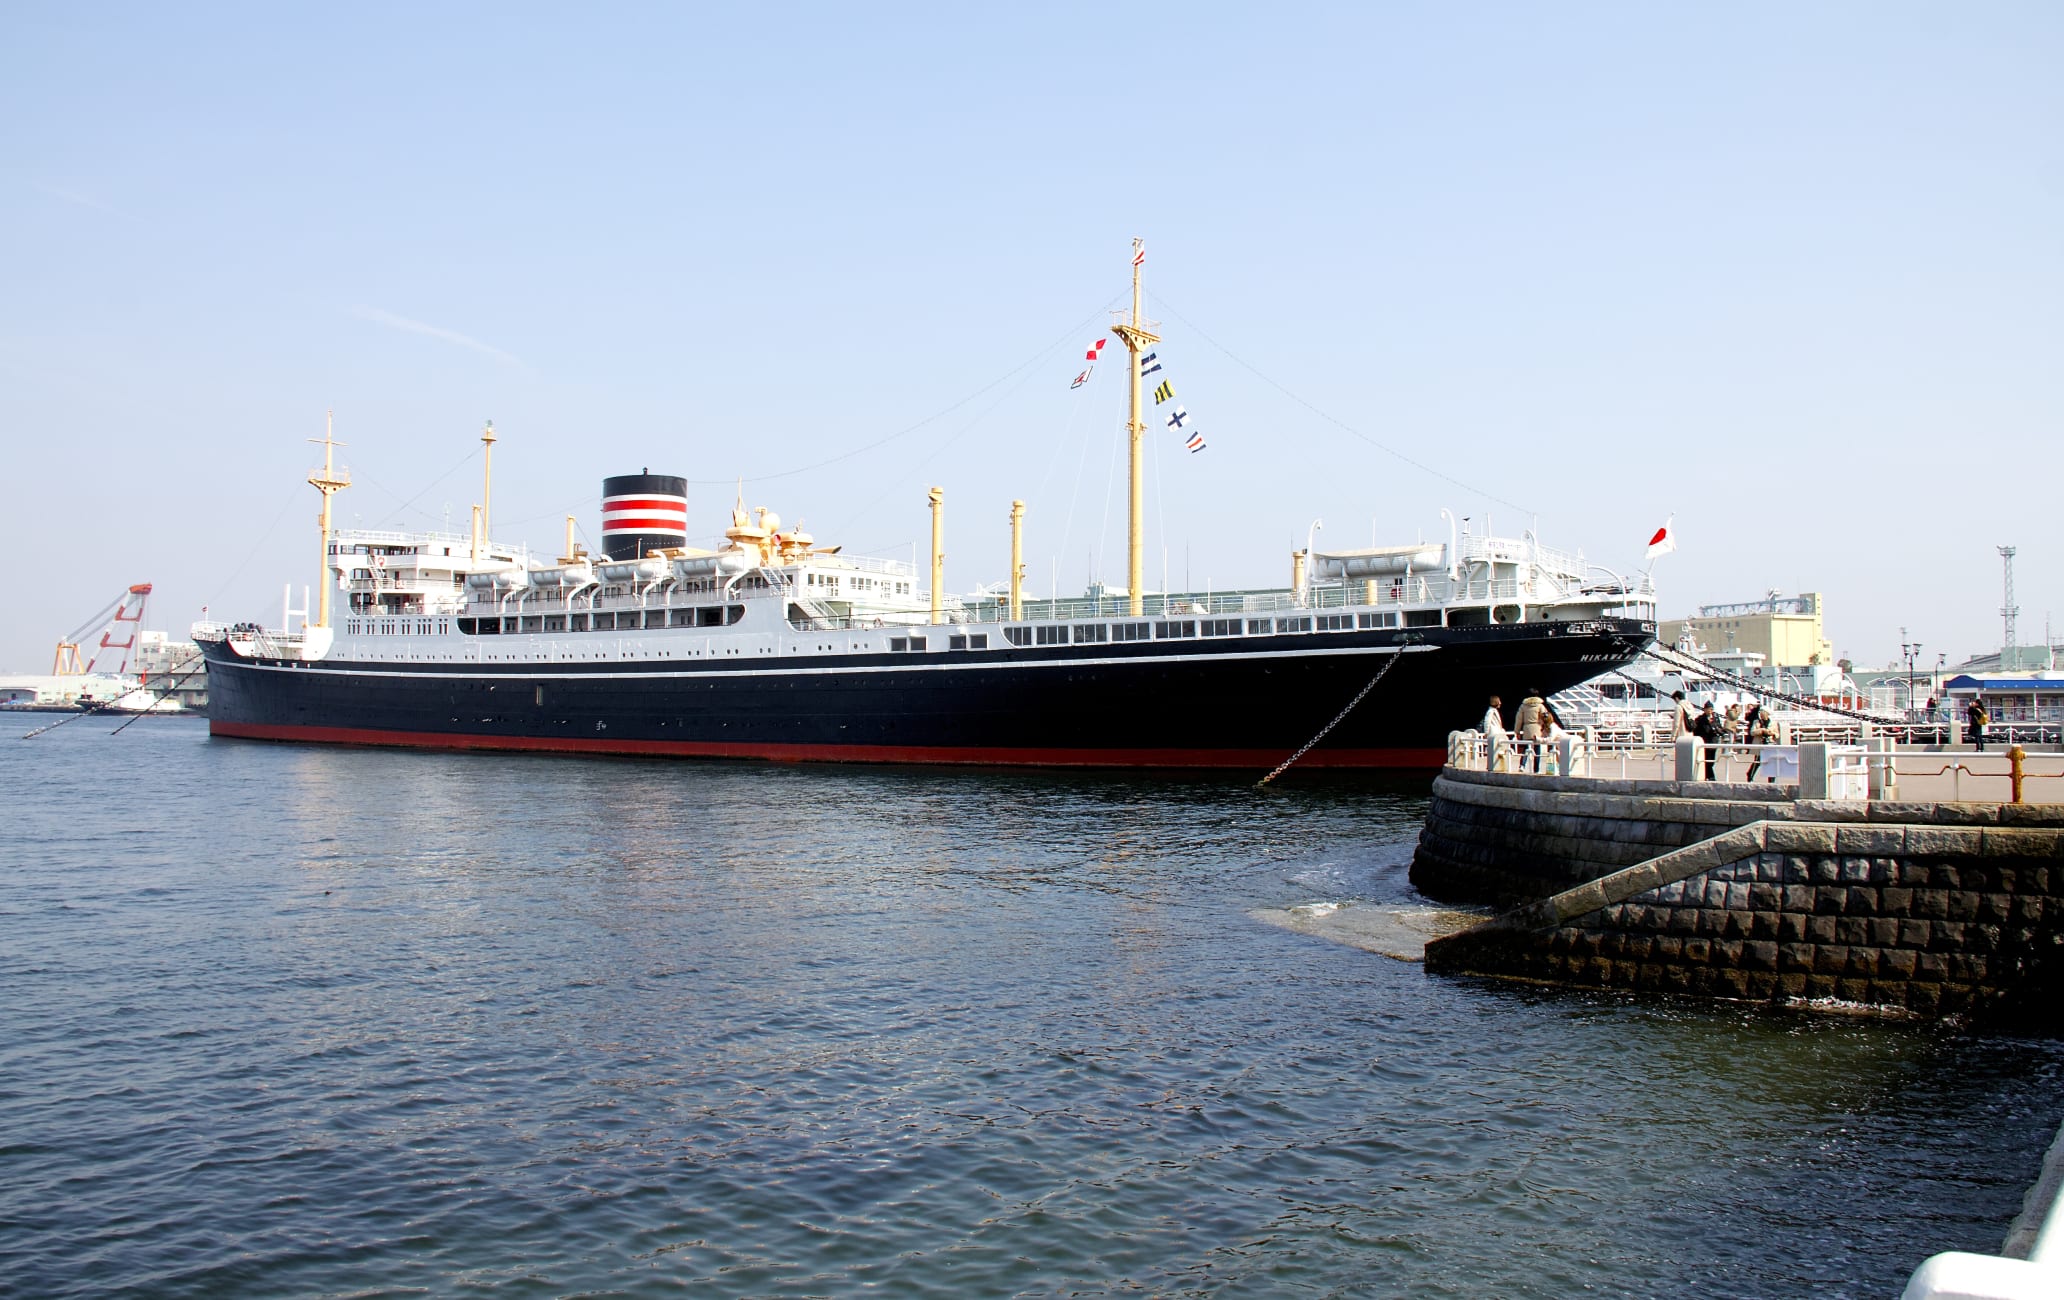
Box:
[1110,238,1160,618]
[306,411,350,629]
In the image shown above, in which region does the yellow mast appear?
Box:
[480,419,497,544]
[928,486,945,626]
[306,411,351,629]
[1008,499,1025,621]
[1110,238,1160,617]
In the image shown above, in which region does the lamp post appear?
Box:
[1900,635,1922,718]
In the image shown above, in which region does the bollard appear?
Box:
[1675,736,1700,782]
[1799,742,1832,800]
[2009,745,2026,804]
[1949,713,1963,747]
[1558,733,1578,779]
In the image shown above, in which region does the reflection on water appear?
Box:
[2,718,2059,1298]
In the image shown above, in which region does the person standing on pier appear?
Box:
[1742,704,1775,780]
[1692,702,1723,780]
[1482,695,1510,771]
[1967,696,1989,752]
[1515,688,1548,773]
[1670,690,1695,740]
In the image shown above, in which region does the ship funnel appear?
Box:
[600,473,688,560]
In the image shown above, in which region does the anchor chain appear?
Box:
[1256,635,1422,788]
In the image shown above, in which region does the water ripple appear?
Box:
[1,720,2059,1297]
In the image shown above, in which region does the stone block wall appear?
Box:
[1424,819,2064,1024]
[1411,769,1797,907]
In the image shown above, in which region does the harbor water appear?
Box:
[3,717,2061,1297]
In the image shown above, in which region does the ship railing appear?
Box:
[235,631,308,660]
[1453,536,1585,579]
[830,553,920,578]
[333,529,516,554]
[788,614,960,631]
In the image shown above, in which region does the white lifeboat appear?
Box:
[465,569,531,592]
[598,557,668,583]
[527,561,595,589]
[1312,544,1446,580]
[671,551,754,580]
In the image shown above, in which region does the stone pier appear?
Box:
[1416,767,2064,1023]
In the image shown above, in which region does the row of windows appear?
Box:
[887,633,994,652]
[999,611,1405,647]
[802,573,908,594]
[348,618,448,636]
[356,609,1413,646]
[885,634,996,653]
[457,606,746,635]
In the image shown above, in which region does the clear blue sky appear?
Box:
[3,4,2059,673]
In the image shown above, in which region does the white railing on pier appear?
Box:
[1446,729,1877,794]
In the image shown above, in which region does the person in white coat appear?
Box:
[1482,695,1509,771]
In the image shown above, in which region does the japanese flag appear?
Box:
[1645,519,1676,560]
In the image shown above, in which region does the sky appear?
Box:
[3,4,2060,674]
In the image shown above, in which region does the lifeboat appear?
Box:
[527,562,595,589]
[598,557,669,583]
[1311,544,1446,580]
[671,551,755,580]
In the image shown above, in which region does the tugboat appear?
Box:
[198,246,1655,769]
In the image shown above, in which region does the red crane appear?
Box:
[52,583,153,676]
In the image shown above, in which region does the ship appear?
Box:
[197,246,1657,769]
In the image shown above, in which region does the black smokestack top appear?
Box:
[599,473,689,560]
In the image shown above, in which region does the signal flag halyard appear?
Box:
[1165,406,1189,430]
[1186,432,1206,453]
[1153,380,1174,405]
[1140,352,1162,377]
[1070,366,1094,389]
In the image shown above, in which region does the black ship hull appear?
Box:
[201,619,1651,769]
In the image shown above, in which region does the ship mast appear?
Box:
[307,410,350,629]
[1111,239,1160,617]
[480,419,497,543]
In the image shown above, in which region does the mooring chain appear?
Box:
[19,652,208,741]
[1257,635,1421,788]
[1635,643,1892,725]
[18,699,112,740]
[107,654,209,737]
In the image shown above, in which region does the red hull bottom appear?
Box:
[209,720,1445,770]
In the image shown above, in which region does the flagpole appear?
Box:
[1112,238,1160,618]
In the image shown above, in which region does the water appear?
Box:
[3,716,2060,1298]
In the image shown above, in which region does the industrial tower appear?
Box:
[1998,545,2018,671]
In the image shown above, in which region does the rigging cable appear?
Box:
[1147,292,1534,518]
[683,297,1125,488]
[495,296,1130,538]
[1092,402,1124,586]
[365,445,482,529]
[820,336,1071,545]
[208,483,305,606]
[1633,642,1893,725]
